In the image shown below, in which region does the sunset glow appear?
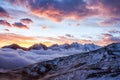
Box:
[0,0,120,47]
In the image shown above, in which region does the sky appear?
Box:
[0,0,120,47]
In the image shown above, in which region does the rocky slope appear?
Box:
[0,43,120,80]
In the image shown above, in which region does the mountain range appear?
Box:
[2,42,100,51]
[0,43,120,80]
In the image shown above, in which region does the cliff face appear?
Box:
[0,43,120,80]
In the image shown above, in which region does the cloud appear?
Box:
[41,25,49,30]
[56,34,120,46]
[108,30,120,34]
[0,6,10,18]
[65,34,74,38]
[0,49,34,69]
[101,36,120,45]
[20,18,33,24]
[40,36,94,45]
[6,0,97,22]
[4,29,9,32]
[0,47,67,70]
[0,33,58,48]
[0,33,37,48]
[5,0,120,24]
[0,20,11,27]
[100,18,120,26]
[88,0,120,25]
[101,33,113,38]
[96,33,120,46]
[88,0,120,16]
[1,43,94,70]
[0,20,30,29]
[76,23,80,26]
[12,22,29,29]
[0,32,119,49]
[101,0,120,17]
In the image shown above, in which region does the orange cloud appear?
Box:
[30,8,97,22]
[7,0,98,22]
[32,35,120,47]
[0,33,36,48]
[31,9,63,22]
[0,33,55,48]
[6,0,120,25]
[0,33,119,48]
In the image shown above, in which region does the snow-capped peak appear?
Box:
[0,43,120,80]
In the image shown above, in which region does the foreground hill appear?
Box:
[0,43,120,80]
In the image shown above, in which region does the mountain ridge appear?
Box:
[1,42,101,51]
[0,43,120,80]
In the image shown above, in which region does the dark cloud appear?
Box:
[88,0,120,15]
[108,37,120,42]
[100,33,120,44]
[100,18,120,26]
[101,33,113,37]
[4,29,10,32]
[5,0,120,24]
[101,0,120,17]
[20,18,33,24]
[0,20,11,27]
[65,34,74,38]
[6,0,97,22]
[108,30,120,34]
[88,0,120,25]
[0,6,10,18]
[12,22,29,29]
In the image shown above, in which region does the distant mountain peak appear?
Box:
[28,43,48,50]
[1,42,101,51]
[2,44,27,50]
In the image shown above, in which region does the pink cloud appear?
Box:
[0,6,10,18]
[0,20,11,27]
[96,33,120,46]
[12,22,29,29]
[108,30,120,34]
[87,0,120,25]
[5,0,120,24]
[6,0,97,22]
[41,25,50,30]
[20,18,33,24]
[4,29,9,32]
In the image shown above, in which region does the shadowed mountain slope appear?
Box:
[0,43,120,80]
